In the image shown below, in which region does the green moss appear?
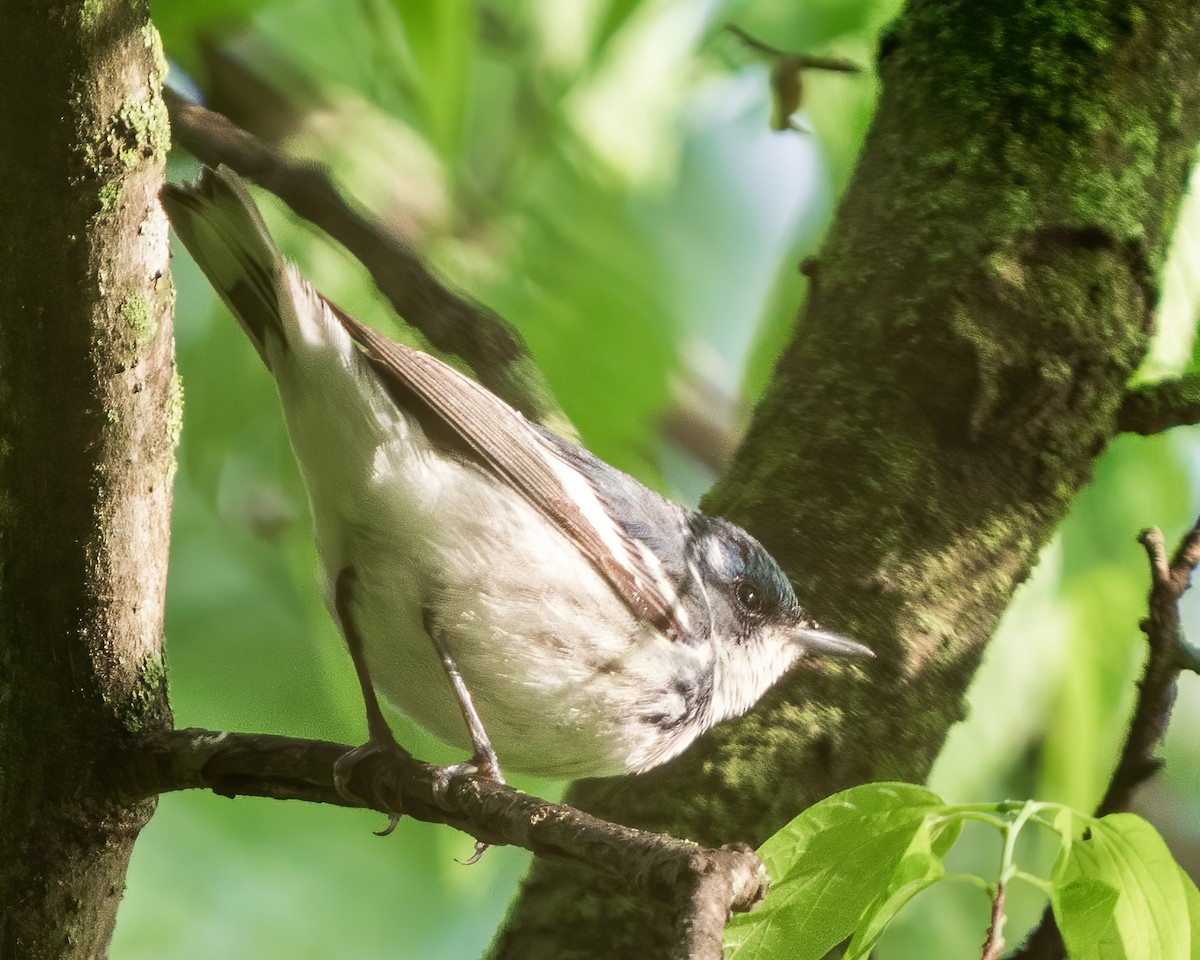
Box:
[141,22,168,82]
[119,651,168,733]
[985,252,1026,291]
[139,650,167,694]
[120,295,156,344]
[846,0,1174,287]
[84,92,171,180]
[114,98,170,167]
[79,0,104,29]
[98,180,120,212]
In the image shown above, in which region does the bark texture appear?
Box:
[492,1,1200,956]
[0,2,175,957]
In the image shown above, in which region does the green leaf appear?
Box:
[842,818,949,960]
[756,782,944,879]
[1051,813,1192,960]
[725,783,945,960]
[1055,877,1124,958]
[390,0,475,158]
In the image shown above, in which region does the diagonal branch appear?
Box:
[121,728,766,960]
[164,89,572,437]
[1116,374,1200,435]
[1014,515,1200,960]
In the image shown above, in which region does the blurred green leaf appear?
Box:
[725,783,944,960]
[151,0,272,59]
[391,0,476,160]
[1052,813,1192,960]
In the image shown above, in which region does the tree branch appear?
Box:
[980,882,1007,960]
[164,89,572,437]
[1116,374,1200,435]
[724,25,863,74]
[1098,521,1200,814]
[1014,516,1200,960]
[123,728,766,960]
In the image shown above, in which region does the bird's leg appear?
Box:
[332,566,408,835]
[422,609,505,786]
[422,610,502,864]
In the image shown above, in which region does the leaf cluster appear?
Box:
[726,782,1199,960]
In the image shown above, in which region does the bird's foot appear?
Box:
[333,737,413,837]
[430,754,506,800]
[431,755,505,864]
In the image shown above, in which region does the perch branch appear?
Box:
[1116,374,1200,435]
[122,728,766,960]
[1014,515,1200,960]
[164,88,572,437]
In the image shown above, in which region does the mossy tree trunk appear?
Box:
[0,2,175,957]
[492,1,1200,956]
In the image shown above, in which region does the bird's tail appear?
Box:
[161,166,289,369]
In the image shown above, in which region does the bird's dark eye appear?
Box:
[734,579,763,615]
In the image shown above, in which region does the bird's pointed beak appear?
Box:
[797,626,874,658]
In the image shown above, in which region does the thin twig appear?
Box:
[1097,521,1200,814]
[121,728,766,960]
[164,89,573,437]
[1116,374,1200,435]
[1013,516,1200,960]
[980,882,1007,960]
[724,25,862,74]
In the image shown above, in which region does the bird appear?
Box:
[162,165,872,790]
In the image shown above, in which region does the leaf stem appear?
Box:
[1010,871,1054,896]
[942,872,996,895]
[999,800,1043,885]
[938,810,1010,830]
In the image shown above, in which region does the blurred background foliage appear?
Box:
[120,0,1200,956]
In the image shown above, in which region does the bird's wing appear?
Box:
[329,304,693,641]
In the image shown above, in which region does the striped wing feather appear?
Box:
[329,305,689,641]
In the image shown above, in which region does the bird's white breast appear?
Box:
[270,327,711,777]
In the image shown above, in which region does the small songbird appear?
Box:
[163,167,871,785]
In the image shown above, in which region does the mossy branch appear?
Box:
[123,728,765,960]
[1116,374,1200,435]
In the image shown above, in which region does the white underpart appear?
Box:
[259,268,712,777]
[712,630,801,720]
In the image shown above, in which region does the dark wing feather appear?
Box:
[329,304,691,640]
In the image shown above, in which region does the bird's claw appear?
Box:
[333,738,410,833]
[431,755,505,802]
[431,755,505,865]
[457,839,489,866]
